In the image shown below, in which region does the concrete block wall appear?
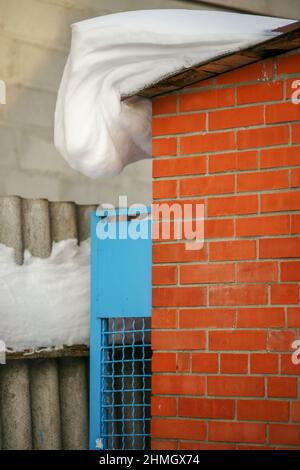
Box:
[151,49,300,449]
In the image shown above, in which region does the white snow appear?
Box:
[54,9,294,179]
[0,240,90,352]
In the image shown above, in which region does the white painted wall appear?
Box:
[0,0,210,205]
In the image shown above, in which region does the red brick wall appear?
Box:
[151,50,300,450]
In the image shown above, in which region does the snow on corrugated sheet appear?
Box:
[0,196,97,352]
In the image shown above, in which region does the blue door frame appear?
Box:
[89,207,152,450]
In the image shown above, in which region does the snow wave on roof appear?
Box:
[54,10,294,179]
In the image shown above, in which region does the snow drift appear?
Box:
[54,10,294,179]
[0,240,90,352]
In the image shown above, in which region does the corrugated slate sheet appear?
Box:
[0,196,97,450]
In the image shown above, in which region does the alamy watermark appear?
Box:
[291,340,300,365]
[96,196,204,251]
[291,79,300,104]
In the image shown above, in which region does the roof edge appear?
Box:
[131,20,300,99]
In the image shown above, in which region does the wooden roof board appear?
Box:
[130,21,300,99]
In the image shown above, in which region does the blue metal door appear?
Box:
[90,207,152,450]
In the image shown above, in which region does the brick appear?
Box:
[271,284,299,305]
[287,79,300,100]
[152,197,205,219]
[192,353,219,373]
[269,424,300,446]
[209,106,264,131]
[180,131,235,154]
[291,168,300,187]
[260,146,300,168]
[250,353,279,374]
[292,123,300,143]
[268,377,297,398]
[153,180,177,199]
[237,126,289,149]
[205,218,234,238]
[292,402,300,422]
[209,330,266,350]
[153,95,177,115]
[152,396,177,417]
[237,170,288,192]
[209,240,256,261]
[153,138,177,157]
[179,442,236,450]
[287,307,300,327]
[153,113,206,136]
[208,195,258,216]
[261,191,300,212]
[237,400,289,422]
[209,151,257,173]
[180,174,234,197]
[153,243,206,263]
[152,330,206,350]
[208,376,264,397]
[237,308,284,328]
[237,81,283,104]
[260,238,300,259]
[220,354,248,374]
[154,227,200,246]
[277,52,300,74]
[237,262,278,283]
[179,308,235,328]
[153,219,181,242]
[153,265,177,285]
[210,284,268,307]
[217,60,273,85]
[281,261,300,281]
[152,375,205,395]
[151,440,178,450]
[236,215,289,237]
[208,421,266,443]
[268,330,296,352]
[153,286,206,307]
[281,354,300,375]
[153,156,206,178]
[291,215,300,234]
[179,397,234,419]
[151,418,205,441]
[180,263,235,284]
[152,353,176,372]
[180,87,234,112]
[154,217,205,244]
[177,353,190,372]
[266,102,300,124]
[152,309,177,329]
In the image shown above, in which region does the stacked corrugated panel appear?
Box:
[0,196,97,450]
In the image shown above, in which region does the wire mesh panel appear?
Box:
[100,318,151,450]
[90,208,152,451]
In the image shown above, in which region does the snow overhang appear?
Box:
[133,20,300,99]
[54,11,299,180]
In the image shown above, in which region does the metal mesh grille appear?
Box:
[99,318,151,450]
